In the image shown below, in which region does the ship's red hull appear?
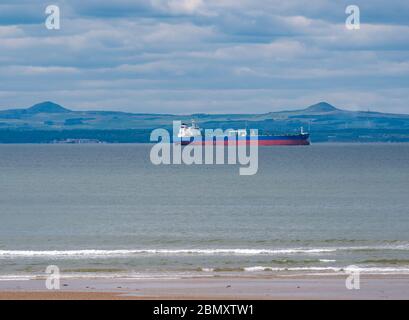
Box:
[184,140,309,146]
[179,134,310,146]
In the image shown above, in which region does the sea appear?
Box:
[0,143,409,280]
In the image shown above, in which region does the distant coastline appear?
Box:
[1,101,409,143]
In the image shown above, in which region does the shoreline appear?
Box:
[1,274,408,300]
[2,142,409,145]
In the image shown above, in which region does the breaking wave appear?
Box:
[0,248,335,258]
[241,266,409,274]
[0,244,408,258]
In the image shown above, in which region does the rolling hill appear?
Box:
[1,101,409,143]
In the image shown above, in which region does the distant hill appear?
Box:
[26,101,71,114]
[1,101,409,143]
[303,102,340,113]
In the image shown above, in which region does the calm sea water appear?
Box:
[0,144,409,279]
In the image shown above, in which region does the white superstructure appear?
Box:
[178,121,202,138]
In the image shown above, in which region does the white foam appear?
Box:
[345,267,409,273]
[244,266,281,272]
[338,245,409,251]
[1,244,407,258]
[243,266,342,272]
[0,248,336,258]
[0,272,210,281]
[243,266,409,274]
[0,275,32,281]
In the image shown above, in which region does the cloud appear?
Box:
[0,0,408,114]
[152,0,205,14]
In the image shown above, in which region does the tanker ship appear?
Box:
[176,121,310,146]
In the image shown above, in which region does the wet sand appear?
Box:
[0,275,408,300]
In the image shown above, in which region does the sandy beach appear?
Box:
[0,275,408,300]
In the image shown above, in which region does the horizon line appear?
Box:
[2,101,408,116]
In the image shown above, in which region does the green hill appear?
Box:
[1,101,409,143]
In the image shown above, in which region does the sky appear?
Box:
[0,0,408,114]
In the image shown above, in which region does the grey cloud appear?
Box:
[0,1,408,114]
